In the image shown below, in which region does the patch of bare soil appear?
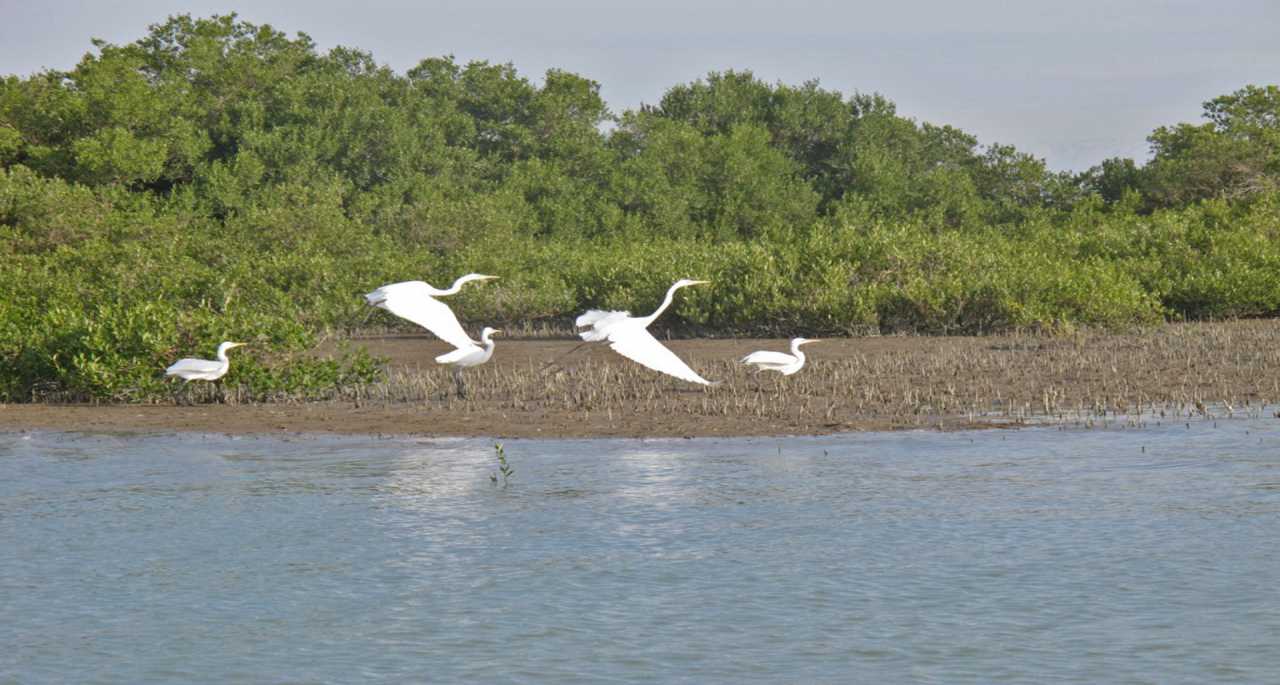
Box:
[4,320,1279,438]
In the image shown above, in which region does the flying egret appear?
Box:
[575,279,714,385]
[435,327,501,398]
[740,338,820,375]
[364,274,498,349]
[165,341,246,404]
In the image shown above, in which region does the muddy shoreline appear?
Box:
[3,321,1278,438]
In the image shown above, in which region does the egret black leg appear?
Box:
[539,340,592,375]
[453,368,467,399]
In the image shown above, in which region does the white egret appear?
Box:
[165,341,246,382]
[575,279,714,385]
[364,274,498,349]
[165,341,246,404]
[740,338,820,376]
[435,327,501,398]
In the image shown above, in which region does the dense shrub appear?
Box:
[1,14,1278,401]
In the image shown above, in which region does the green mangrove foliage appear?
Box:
[2,14,1279,401]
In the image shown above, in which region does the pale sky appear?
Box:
[2,0,1278,171]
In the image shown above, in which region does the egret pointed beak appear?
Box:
[803,339,822,345]
[690,280,711,285]
[492,329,503,335]
[478,275,500,281]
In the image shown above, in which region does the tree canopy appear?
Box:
[2,14,1279,401]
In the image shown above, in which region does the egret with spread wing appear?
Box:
[575,279,713,385]
[364,274,498,349]
[436,326,501,398]
[741,337,820,376]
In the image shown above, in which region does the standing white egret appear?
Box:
[364,274,498,349]
[435,327,501,398]
[165,341,247,381]
[165,341,246,404]
[574,279,714,385]
[740,338,820,376]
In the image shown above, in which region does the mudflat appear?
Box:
[3,320,1278,438]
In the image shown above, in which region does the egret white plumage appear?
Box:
[165,341,246,382]
[364,274,498,349]
[436,326,501,368]
[574,279,714,385]
[740,337,820,376]
[436,327,501,397]
[165,341,246,404]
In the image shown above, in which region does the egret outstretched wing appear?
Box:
[741,350,794,366]
[609,329,712,385]
[575,309,631,342]
[572,279,713,384]
[435,344,480,365]
[366,281,476,350]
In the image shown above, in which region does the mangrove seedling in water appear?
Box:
[492,442,515,486]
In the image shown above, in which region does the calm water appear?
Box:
[2,420,1279,683]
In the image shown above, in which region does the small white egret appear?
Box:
[364,274,498,349]
[435,327,501,398]
[740,338,820,376]
[575,279,714,385]
[165,341,246,382]
[165,341,246,404]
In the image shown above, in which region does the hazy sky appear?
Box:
[3,0,1278,170]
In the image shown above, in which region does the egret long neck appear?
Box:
[641,282,684,326]
[439,274,480,296]
[438,277,466,296]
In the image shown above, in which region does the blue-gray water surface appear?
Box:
[3,420,1279,683]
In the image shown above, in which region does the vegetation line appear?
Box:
[2,14,1278,402]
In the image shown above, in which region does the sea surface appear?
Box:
[3,419,1279,683]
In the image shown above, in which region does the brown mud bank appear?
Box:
[4,320,1279,438]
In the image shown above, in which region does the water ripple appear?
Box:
[1,422,1279,683]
